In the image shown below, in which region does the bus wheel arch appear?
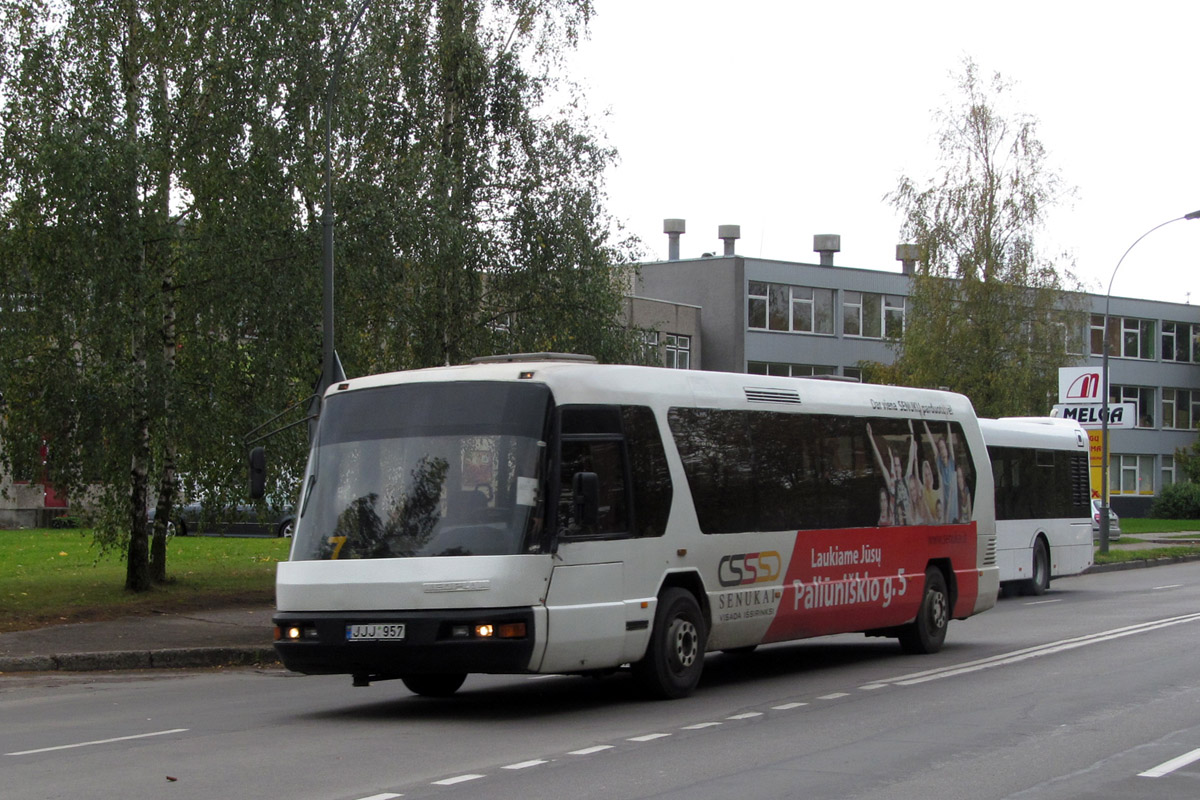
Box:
[632,580,709,699]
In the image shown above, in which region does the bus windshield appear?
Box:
[290,381,552,561]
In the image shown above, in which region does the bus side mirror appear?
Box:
[572,471,599,528]
[249,446,267,500]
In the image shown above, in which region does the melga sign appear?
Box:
[1051,403,1136,429]
[1056,366,1138,429]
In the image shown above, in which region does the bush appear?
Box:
[1151,482,1200,519]
[49,515,83,529]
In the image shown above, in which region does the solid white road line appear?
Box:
[1139,747,1200,778]
[6,728,190,756]
[878,613,1200,688]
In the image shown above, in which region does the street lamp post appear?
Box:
[1098,209,1200,552]
[319,0,374,399]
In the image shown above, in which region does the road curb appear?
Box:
[0,646,280,674]
[1085,552,1200,574]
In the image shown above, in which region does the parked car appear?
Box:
[150,501,294,537]
[1091,499,1121,541]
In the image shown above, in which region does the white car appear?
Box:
[1091,499,1121,541]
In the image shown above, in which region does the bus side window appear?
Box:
[558,439,629,536]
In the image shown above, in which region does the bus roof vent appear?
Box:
[744,387,802,405]
[470,352,598,364]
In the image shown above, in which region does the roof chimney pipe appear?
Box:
[718,224,741,256]
[896,244,920,275]
[664,219,686,261]
[813,234,841,266]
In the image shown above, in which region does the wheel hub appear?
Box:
[669,618,699,669]
[930,591,948,630]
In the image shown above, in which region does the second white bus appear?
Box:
[979,417,1093,595]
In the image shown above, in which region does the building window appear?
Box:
[664,334,690,369]
[1163,321,1200,363]
[1163,388,1200,431]
[1111,385,1155,428]
[1162,455,1177,488]
[1091,315,1155,359]
[884,295,905,338]
[843,291,905,339]
[638,330,659,362]
[1109,454,1155,495]
[1122,317,1156,359]
[747,361,837,377]
[748,281,833,335]
[842,367,863,382]
[1090,314,1111,355]
[1057,318,1085,356]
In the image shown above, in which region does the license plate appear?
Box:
[346,623,406,641]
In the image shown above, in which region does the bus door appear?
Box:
[537,405,669,673]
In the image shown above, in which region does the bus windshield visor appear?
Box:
[290,381,552,561]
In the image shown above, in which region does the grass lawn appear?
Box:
[1120,518,1200,535]
[1,528,289,633]
[1093,518,1200,565]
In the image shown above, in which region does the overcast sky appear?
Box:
[561,1,1199,305]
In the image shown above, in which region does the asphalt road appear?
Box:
[4,562,1200,800]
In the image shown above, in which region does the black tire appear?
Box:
[1023,538,1050,596]
[631,587,707,699]
[898,567,950,655]
[277,518,295,538]
[401,673,466,697]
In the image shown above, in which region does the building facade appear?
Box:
[633,226,1199,517]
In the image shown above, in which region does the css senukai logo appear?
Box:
[718,551,782,587]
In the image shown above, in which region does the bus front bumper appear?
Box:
[273,608,537,678]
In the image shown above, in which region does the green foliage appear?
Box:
[880,58,1085,417]
[1150,482,1200,520]
[1,0,634,591]
[1174,437,1200,484]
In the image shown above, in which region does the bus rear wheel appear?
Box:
[898,567,949,655]
[401,673,466,697]
[632,588,707,699]
[1022,538,1050,596]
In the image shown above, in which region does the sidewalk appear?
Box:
[0,605,278,674]
[2,535,1198,675]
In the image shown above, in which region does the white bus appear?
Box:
[978,417,1093,596]
[273,355,999,699]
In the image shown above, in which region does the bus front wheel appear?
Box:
[898,567,949,655]
[632,588,707,699]
[402,673,466,697]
